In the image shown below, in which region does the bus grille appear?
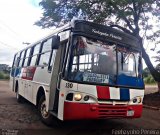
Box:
[98,104,127,118]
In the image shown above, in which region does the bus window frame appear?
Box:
[37,38,53,67]
[29,43,41,67]
[12,54,17,68]
[18,50,26,67]
[21,50,27,67]
[23,48,31,67]
[14,53,20,67]
[48,49,56,72]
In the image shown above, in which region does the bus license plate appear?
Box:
[127,110,134,116]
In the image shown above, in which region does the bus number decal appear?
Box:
[65,83,73,88]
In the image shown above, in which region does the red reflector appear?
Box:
[91,106,97,111]
[128,107,133,110]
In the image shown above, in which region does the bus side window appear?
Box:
[21,50,27,67]
[14,53,20,67]
[30,43,41,66]
[12,54,17,68]
[48,50,57,71]
[23,48,31,67]
[18,51,25,67]
[38,38,52,66]
[11,54,18,77]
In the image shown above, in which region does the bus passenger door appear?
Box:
[49,41,67,112]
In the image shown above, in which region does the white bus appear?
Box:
[10,20,144,126]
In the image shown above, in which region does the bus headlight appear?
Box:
[74,93,82,101]
[137,96,142,103]
[130,96,142,104]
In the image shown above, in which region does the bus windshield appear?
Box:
[68,36,117,85]
[68,36,141,85]
[117,46,139,77]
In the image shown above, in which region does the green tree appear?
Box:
[35,0,160,91]
[0,72,5,79]
[143,67,150,78]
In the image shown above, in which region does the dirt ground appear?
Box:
[143,92,160,108]
[144,85,158,95]
[0,81,49,130]
[0,81,160,135]
[143,84,160,108]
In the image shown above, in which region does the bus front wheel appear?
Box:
[38,95,63,127]
[38,95,54,126]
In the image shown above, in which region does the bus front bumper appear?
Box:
[63,102,143,120]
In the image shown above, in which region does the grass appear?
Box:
[143,75,156,85]
[0,71,10,80]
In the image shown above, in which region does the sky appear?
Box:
[0,0,53,66]
[0,0,158,68]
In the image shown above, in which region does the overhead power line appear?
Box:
[0,41,18,50]
[0,19,25,41]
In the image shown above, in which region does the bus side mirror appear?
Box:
[52,36,60,49]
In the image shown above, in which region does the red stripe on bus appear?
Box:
[96,86,110,99]
[63,102,143,120]
[22,67,36,80]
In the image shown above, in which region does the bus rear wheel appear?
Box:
[16,87,23,103]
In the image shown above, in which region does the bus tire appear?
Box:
[16,88,23,103]
[38,95,63,127]
[38,95,54,126]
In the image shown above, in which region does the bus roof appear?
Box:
[16,20,140,54]
[72,20,140,50]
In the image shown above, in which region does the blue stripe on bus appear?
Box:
[117,74,144,88]
[120,88,130,101]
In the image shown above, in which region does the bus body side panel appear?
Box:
[30,66,51,105]
[31,82,49,106]
[15,66,51,106]
[19,79,25,97]
[33,67,51,84]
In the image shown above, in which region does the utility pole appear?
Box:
[22,42,30,45]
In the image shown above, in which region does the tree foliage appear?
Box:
[0,71,9,80]
[143,67,156,84]
[36,0,160,35]
[153,50,160,72]
[35,0,160,85]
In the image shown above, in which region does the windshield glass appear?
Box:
[117,46,139,77]
[68,36,117,85]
